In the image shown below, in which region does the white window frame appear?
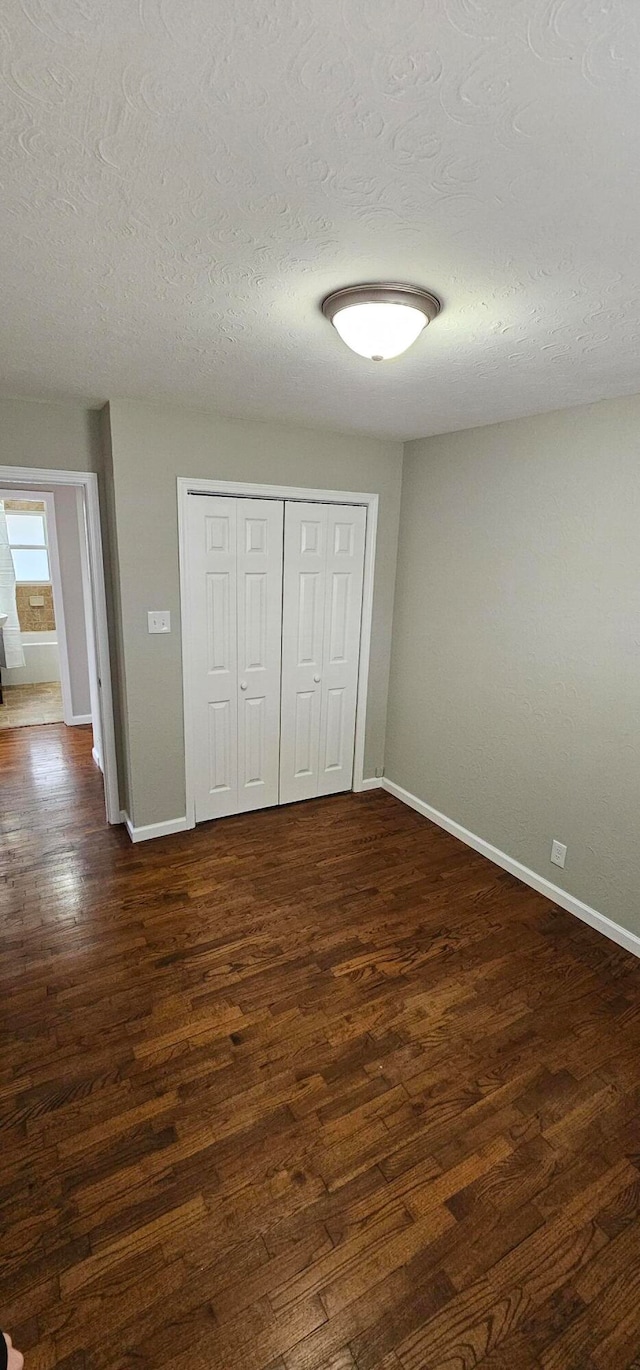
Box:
[5,504,52,585]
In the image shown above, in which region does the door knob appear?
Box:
[240,681,248,690]
[313,674,321,683]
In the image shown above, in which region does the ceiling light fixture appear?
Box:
[322,283,441,361]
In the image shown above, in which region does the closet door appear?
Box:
[235,498,283,813]
[187,494,239,822]
[279,502,326,804]
[317,504,366,796]
[280,501,366,804]
[186,494,283,823]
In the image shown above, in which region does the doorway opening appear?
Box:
[1,488,85,731]
[0,465,119,825]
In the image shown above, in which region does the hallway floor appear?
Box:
[0,680,63,728]
[2,725,640,1368]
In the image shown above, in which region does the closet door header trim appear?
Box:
[180,478,372,505]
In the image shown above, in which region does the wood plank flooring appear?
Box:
[2,723,640,1369]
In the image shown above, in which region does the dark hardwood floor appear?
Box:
[2,723,640,1369]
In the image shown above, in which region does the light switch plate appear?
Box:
[29,595,45,607]
[148,610,171,634]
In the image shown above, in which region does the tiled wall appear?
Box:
[15,584,56,632]
[4,499,44,512]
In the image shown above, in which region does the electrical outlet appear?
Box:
[551,839,567,869]
[375,766,383,778]
[147,610,171,634]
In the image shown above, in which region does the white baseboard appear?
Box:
[91,746,103,772]
[382,777,640,961]
[123,812,189,844]
[67,713,92,726]
[359,777,383,791]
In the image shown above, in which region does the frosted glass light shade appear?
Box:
[332,302,426,360]
[322,284,440,361]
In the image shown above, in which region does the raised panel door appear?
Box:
[187,495,239,820]
[279,503,327,804]
[317,505,366,796]
[236,498,283,812]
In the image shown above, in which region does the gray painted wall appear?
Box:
[385,393,640,936]
[107,399,403,828]
[0,397,102,472]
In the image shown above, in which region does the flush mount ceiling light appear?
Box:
[322,283,441,361]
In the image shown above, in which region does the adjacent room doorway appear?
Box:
[0,465,119,825]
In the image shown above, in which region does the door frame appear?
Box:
[177,477,379,830]
[0,464,120,825]
[0,486,76,724]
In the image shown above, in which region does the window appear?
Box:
[6,510,51,583]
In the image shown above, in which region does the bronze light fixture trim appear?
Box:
[322,283,441,360]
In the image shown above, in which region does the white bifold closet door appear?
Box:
[186,494,283,822]
[279,501,366,804]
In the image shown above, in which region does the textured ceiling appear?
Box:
[1,0,640,440]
